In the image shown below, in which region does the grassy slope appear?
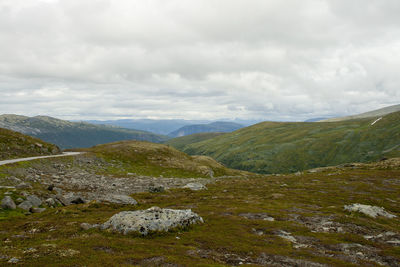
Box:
[182,111,400,174]
[0,158,399,266]
[165,132,226,151]
[0,115,168,149]
[80,140,244,178]
[0,127,60,160]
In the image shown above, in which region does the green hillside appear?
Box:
[0,115,168,149]
[182,111,400,174]
[164,132,226,150]
[81,140,244,178]
[0,127,60,160]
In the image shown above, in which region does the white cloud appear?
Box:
[0,0,399,121]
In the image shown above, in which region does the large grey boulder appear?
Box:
[1,196,16,210]
[183,183,207,191]
[98,206,203,235]
[344,204,397,219]
[26,195,42,207]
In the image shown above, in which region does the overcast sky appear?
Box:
[0,0,399,121]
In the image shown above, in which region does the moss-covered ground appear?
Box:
[0,159,399,266]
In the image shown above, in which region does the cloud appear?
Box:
[0,0,399,121]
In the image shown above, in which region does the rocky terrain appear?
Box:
[0,151,398,266]
[0,127,60,160]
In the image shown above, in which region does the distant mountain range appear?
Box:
[170,106,400,174]
[85,119,210,135]
[85,119,257,135]
[168,121,244,137]
[0,115,167,149]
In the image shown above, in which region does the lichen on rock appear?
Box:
[97,206,203,235]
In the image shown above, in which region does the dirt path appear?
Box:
[0,152,84,166]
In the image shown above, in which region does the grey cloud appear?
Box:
[0,0,399,121]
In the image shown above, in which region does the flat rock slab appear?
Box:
[97,194,138,205]
[239,212,275,221]
[344,204,397,218]
[98,206,203,235]
[183,182,207,191]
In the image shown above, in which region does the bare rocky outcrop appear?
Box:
[344,204,397,218]
[93,206,203,235]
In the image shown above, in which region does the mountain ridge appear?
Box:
[168,121,244,137]
[179,111,400,174]
[0,114,168,149]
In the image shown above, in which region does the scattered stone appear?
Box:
[7,257,20,264]
[256,253,326,267]
[31,207,46,213]
[56,195,71,206]
[69,196,86,204]
[18,200,33,211]
[59,249,80,257]
[148,185,165,193]
[239,213,274,221]
[53,187,63,195]
[16,182,32,189]
[98,206,203,235]
[47,184,54,191]
[364,231,400,246]
[101,194,137,205]
[1,196,16,210]
[15,198,24,203]
[26,195,42,207]
[80,223,99,231]
[183,183,207,191]
[344,204,397,218]
[63,193,86,204]
[270,193,285,200]
[45,198,56,207]
[0,186,15,189]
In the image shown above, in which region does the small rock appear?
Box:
[31,207,46,213]
[27,195,42,207]
[16,198,24,203]
[16,182,32,189]
[45,198,56,207]
[100,194,137,205]
[69,196,86,204]
[18,200,33,211]
[344,204,397,218]
[183,183,207,191]
[8,257,19,264]
[239,213,275,221]
[53,187,63,195]
[47,184,54,191]
[148,185,165,193]
[1,196,16,210]
[80,223,93,230]
[270,193,285,199]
